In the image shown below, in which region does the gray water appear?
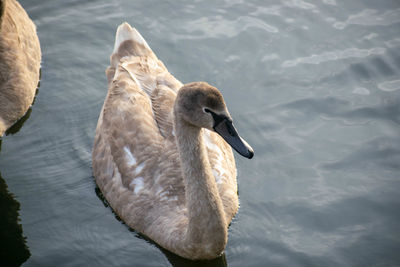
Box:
[1,0,399,266]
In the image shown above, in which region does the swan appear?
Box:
[92,22,254,260]
[0,0,41,136]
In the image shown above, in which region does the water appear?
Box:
[1,0,399,266]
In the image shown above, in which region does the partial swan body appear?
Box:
[0,0,41,136]
[92,22,253,260]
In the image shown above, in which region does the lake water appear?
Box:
[1,0,400,266]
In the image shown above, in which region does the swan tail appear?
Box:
[112,23,156,65]
[107,22,158,83]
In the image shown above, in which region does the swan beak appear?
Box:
[214,119,254,159]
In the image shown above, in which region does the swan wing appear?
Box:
[120,58,182,139]
[106,22,183,139]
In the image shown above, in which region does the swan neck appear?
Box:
[173,115,227,257]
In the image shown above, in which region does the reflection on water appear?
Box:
[0,70,39,266]
[0,172,30,266]
[162,249,227,267]
[4,107,33,136]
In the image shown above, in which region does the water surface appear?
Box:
[0,0,399,266]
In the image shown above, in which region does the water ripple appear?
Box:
[385,38,400,48]
[378,79,400,92]
[322,0,336,6]
[176,15,278,40]
[282,47,386,67]
[282,0,316,10]
[280,96,400,125]
[333,8,400,29]
[321,136,400,171]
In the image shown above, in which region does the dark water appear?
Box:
[1,0,400,266]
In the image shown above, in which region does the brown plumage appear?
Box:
[0,0,41,136]
[92,22,253,260]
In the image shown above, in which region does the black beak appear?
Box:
[208,110,254,159]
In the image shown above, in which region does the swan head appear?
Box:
[175,82,254,159]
